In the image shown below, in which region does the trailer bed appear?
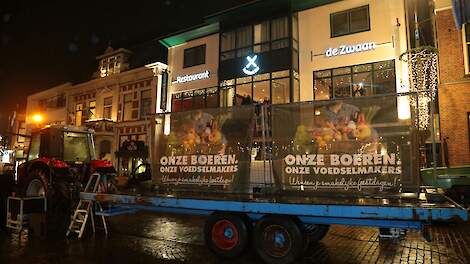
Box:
[81,190,468,230]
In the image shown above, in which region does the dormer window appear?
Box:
[100,55,122,77]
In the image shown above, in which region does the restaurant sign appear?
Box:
[325,42,376,57]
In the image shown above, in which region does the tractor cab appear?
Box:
[17,125,115,198]
[27,126,96,165]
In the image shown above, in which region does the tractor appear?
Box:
[15,125,116,235]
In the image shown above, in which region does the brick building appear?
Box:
[436,0,470,166]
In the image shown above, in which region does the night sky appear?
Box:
[0,0,253,132]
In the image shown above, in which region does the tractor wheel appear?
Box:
[46,180,72,237]
[204,212,250,259]
[253,215,304,264]
[23,169,71,237]
[23,168,49,196]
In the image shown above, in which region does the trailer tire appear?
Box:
[204,212,250,259]
[253,215,304,264]
[305,224,330,244]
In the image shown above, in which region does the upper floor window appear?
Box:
[123,93,138,121]
[330,5,370,38]
[464,24,470,74]
[183,45,206,68]
[75,103,83,127]
[38,94,66,110]
[140,89,152,117]
[103,97,113,119]
[88,101,96,120]
[100,55,121,77]
[220,17,289,61]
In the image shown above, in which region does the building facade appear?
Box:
[160,0,418,114]
[435,0,470,166]
[25,46,167,175]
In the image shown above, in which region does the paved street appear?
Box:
[1,211,469,264]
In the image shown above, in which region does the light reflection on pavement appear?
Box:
[1,211,469,264]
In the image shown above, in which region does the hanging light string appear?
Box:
[399,46,438,130]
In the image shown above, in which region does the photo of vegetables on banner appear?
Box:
[155,106,255,192]
[272,94,417,195]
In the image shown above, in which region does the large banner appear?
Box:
[154,106,255,193]
[272,94,418,195]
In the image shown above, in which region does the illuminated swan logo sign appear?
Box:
[242,55,260,75]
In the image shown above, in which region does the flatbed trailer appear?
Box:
[80,190,468,264]
[75,94,470,264]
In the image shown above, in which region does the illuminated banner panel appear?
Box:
[271,94,419,195]
[155,106,255,193]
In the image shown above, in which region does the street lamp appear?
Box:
[32,114,43,124]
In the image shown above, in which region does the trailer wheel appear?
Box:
[204,213,250,259]
[305,224,330,243]
[253,216,304,264]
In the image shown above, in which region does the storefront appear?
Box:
[298,0,409,102]
[164,32,220,113]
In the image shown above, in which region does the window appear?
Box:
[331,5,370,37]
[100,55,122,77]
[75,103,83,126]
[140,90,152,118]
[221,70,291,106]
[28,135,40,161]
[63,132,91,162]
[220,17,289,61]
[313,60,395,100]
[123,93,136,121]
[183,45,206,68]
[88,101,96,120]
[464,24,470,74]
[171,87,219,112]
[103,97,113,119]
[17,121,26,143]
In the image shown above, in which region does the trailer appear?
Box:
[76,93,468,264]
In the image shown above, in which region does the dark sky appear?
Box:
[0,0,253,132]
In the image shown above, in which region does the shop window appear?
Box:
[172,93,183,112]
[193,89,206,110]
[464,24,470,74]
[253,81,270,104]
[220,85,235,108]
[331,5,370,37]
[272,78,290,104]
[236,83,252,105]
[313,60,395,100]
[88,101,96,120]
[206,88,219,108]
[103,97,113,119]
[75,103,83,126]
[140,89,152,118]
[223,70,291,106]
[183,45,206,68]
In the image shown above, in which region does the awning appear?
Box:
[452,0,470,29]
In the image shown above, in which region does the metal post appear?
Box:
[430,94,438,186]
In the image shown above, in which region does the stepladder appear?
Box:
[66,173,108,238]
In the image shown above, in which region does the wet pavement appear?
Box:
[1,211,470,264]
